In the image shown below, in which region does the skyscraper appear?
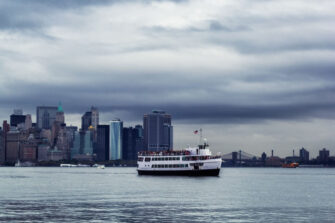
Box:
[10,109,26,127]
[91,106,99,129]
[81,106,99,131]
[36,106,58,129]
[71,129,94,160]
[123,126,144,161]
[0,129,5,165]
[143,110,173,151]
[318,148,330,164]
[299,147,309,163]
[109,119,123,160]
[56,102,65,124]
[81,111,92,131]
[96,125,109,161]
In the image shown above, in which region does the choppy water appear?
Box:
[0,167,334,222]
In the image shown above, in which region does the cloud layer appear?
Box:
[1,0,335,156]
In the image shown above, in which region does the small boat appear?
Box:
[97,165,105,169]
[60,164,77,167]
[282,162,299,168]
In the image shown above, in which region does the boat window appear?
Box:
[168,164,172,168]
[185,164,188,167]
[145,157,151,162]
[138,157,143,161]
[165,157,169,161]
[164,164,168,168]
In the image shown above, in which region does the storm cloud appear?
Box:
[1,0,335,156]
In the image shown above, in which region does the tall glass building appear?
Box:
[109,119,123,160]
[143,110,173,151]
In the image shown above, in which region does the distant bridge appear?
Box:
[221,150,259,161]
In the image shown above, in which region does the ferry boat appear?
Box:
[137,139,222,176]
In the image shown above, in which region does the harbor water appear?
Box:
[0,167,334,222]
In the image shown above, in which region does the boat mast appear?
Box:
[199,128,203,147]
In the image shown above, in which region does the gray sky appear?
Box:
[1,0,335,158]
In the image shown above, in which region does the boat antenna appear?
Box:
[199,128,203,146]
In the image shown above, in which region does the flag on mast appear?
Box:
[194,130,198,134]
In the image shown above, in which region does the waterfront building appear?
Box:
[96,125,109,161]
[56,124,70,160]
[66,126,78,149]
[71,130,94,160]
[20,134,37,162]
[2,121,9,164]
[143,110,173,151]
[71,131,80,159]
[122,127,142,161]
[0,129,4,165]
[36,106,58,129]
[318,148,330,164]
[109,119,123,160]
[5,130,20,164]
[38,144,50,162]
[299,147,309,163]
[48,148,64,161]
[261,152,267,164]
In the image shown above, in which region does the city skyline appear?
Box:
[1,0,335,158]
[0,105,333,159]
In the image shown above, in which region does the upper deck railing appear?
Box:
[138,150,191,156]
[138,151,221,159]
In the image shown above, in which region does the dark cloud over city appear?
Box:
[1,0,335,156]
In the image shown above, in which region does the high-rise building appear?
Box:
[135,125,143,138]
[109,119,123,160]
[71,129,94,160]
[0,129,5,165]
[81,106,99,131]
[56,102,65,124]
[96,125,109,161]
[2,121,9,164]
[10,113,26,127]
[299,147,309,163]
[91,107,99,129]
[318,148,330,164]
[36,106,58,129]
[123,126,144,161]
[143,110,173,151]
[20,134,37,162]
[123,127,136,161]
[5,130,20,164]
[81,111,92,131]
[66,126,78,149]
